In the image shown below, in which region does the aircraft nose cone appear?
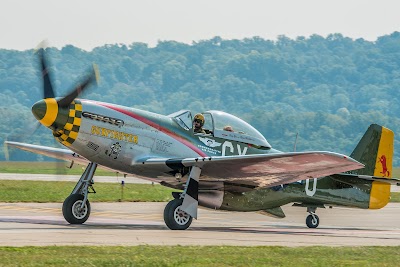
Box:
[31,98,68,129]
[32,100,47,121]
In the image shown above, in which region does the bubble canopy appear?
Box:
[171,110,271,148]
[204,110,271,148]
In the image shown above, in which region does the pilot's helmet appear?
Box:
[193,113,205,126]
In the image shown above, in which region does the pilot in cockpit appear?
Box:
[193,113,206,134]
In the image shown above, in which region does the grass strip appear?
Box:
[0,180,174,202]
[0,246,399,266]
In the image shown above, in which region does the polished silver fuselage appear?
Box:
[69,100,277,185]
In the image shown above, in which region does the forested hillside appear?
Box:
[1,32,400,164]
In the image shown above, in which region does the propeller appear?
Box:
[3,138,9,161]
[4,43,100,162]
[38,48,55,99]
[36,46,100,109]
[58,64,99,108]
[32,45,99,131]
[3,122,41,161]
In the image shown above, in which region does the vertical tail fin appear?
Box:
[350,124,393,178]
[350,124,394,209]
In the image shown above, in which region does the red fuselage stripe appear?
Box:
[98,103,207,157]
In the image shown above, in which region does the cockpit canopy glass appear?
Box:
[170,110,192,130]
[205,110,271,148]
[171,110,271,148]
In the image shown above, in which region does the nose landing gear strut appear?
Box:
[62,162,97,224]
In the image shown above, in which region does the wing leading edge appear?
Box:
[142,152,364,188]
[4,141,89,166]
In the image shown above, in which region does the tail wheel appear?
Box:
[164,198,193,230]
[62,193,91,224]
[306,214,319,228]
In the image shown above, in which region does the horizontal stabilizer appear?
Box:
[332,173,400,185]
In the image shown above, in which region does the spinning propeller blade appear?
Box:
[3,121,41,161]
[57,64,99,108]
[3,139,9,161]
[37,48,56,99]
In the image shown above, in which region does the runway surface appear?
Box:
[1,202,400,247]
[1,173,400,246]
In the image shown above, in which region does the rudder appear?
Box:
[350,124,393,177]
[350,124,394,209]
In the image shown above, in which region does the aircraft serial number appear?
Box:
[91,125,138,144]
[83,112,124,126]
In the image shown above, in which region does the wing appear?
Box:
[4,141,90,166]
[143,151,364,188]
[7,141,364,188]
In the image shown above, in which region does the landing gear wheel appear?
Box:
[164,198,193,230]
[62,194,91,224]
[306,214,319,228]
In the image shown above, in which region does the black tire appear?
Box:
[306,214,319,228]
[62,194,91,224]
[163,198,193,230]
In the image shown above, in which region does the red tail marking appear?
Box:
[378,155,390,177]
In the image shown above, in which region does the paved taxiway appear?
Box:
[1,202,400,246]
[1,173,400,246]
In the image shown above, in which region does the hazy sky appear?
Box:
[2,0,400,51]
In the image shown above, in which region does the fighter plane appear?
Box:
[5,48,400,230]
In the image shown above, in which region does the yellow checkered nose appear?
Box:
[32,99,82,146]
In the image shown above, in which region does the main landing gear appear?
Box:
[306,207,319,228]
[163,166,201,230]
[164,197,193,230]
[62,162,97,224]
